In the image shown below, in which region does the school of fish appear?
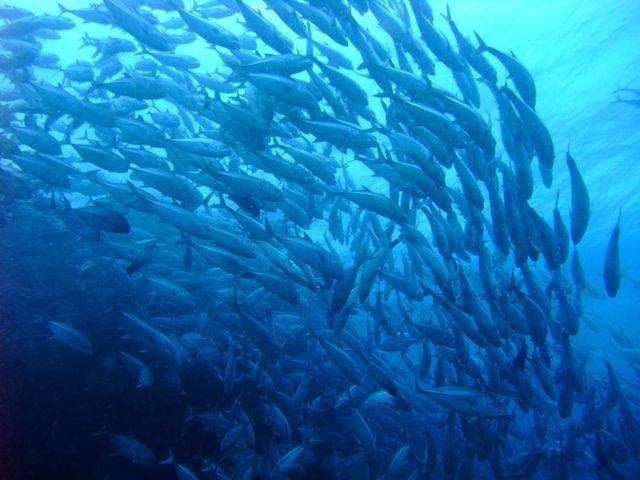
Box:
[0,0,634,479]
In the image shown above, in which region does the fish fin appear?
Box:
[159,449,174,466]
[413,376,431,395]
[473,31,487,52]
[89,424,107,438]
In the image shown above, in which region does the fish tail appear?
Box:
[158,449,174,466]
[89,424,107,438]
[209,192,227,210]
[413,376,430,395]
[441,4,452,23]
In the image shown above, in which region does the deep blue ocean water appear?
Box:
[1,1,639,478]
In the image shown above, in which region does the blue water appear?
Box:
[1,1,640,479]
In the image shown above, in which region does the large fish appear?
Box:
[121,312,185,365]
[176,6,239,49]
[236,0,293,54]
[475,32,536,108]
[306,321,361,386]
[415,383,508,419]
[502,86,554,174]
[102,432,157,467]
[553,191,570,264]
[603,208,622,298]
[48,321,93,356]
[566,149,591,245]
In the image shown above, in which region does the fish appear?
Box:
[103,0,170,52]
[57,4,112,25]
[65,201,131,234]
[8,152,78,189]
[604,361,620,411]
[11,125,61,155]
[265,0,305,37]
[603,208,622,298]
[114,116,166,146]
[485,172,510,256]
[121,312,185,366]
[242,72,320,115]
[327,188,409,225]
[553,190,570,264]
[526,204,561,270]
[306,321,361,386]
[103,432,157,467]
[118,351,154,388]
[97,75,166,100]
[571,248,587,290]
[275,233,344,280]
[415,382,508,419]
[292,117,378,150]
[243,270,301,305]
[0,13,74,39]
[176,7,239,49]
[475,32,536,107]
[130,166,203,208]
[411,3,464,72]
[167,138,231,158]
[229,53,313,78]
[0,166,32,205]
[232,289,281,359]
[48,321,93,356]
[72,144,129,172]
[313,59,368,106]
[236,0,293,54]
[438,93,495,155]
[502,86,554,174]
[510,282,548,347]
[388,95,468,148]
[204,168,285,203]
[191,242,249,275]
[443,5,497,84]
[566,149,591,245]
[272,445,313,478]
